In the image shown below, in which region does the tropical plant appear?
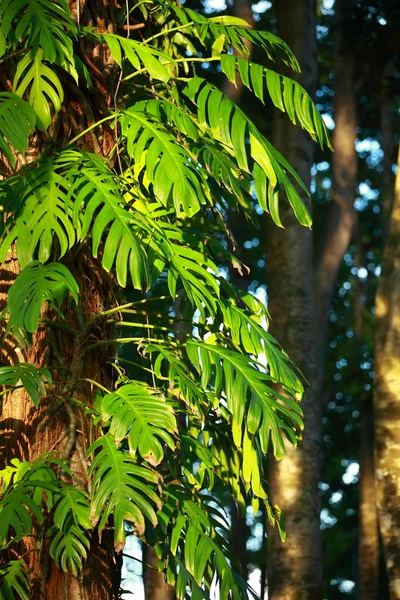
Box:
[0,0,330,598]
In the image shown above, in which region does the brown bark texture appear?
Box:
[0,1,125,597]
[374,143,400,599]
[0,254,118,600]
[264,1,322,599]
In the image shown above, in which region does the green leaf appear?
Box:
[120,108,207,217]
[14,49,64,130]
[0,480,44,542]
[0,561,30,600]
[104,34,175,82]
[100,381,177,466]
[221,56,332,149]
[88,433,161,551]
[0,363,51,407]
[0,93,35,165]
[183,77,313,227]
[187,340,303,461]
[7,261,78,333]
[0,0,76,64]
[49,526,90,575]
[0,155,77,265]
[69,153,150,290]
[49,486,91,575]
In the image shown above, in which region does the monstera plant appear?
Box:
[0,1,330,598]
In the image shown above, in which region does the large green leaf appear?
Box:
[0,561,30,600]
[104,33,175,82]
[218,293,304,397]
[186,340,303,461]
[7,261,78,333]
[120,107,208,217]
[158,491,252,600]
[49,486,91,575]
[69,153,151,290]
[0,0,76,64]
[221,55,332,149]
[0,93,35,166]
[0,479,44,542]
[100,381,177,466]
[88,433,161,551]
[184,77,313,228]
[14,49,64,130]
[0,156,77,265]
[155,5,300,72]
[0,363,51,407]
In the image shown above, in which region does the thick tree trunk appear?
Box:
[0,255,118,599]
[0,2,127,597]
[264,1,322,599]
[374,143,400,599]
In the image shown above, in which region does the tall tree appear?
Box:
[264,0,322,598]
[0,1,330,599]
[374,142,400,599]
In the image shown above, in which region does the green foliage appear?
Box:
[0,93,35,165]
[0,0,327,597]
[0,363,51,406]
[220,55,332,149]
[13,50,64,130]
[0,560,30,600]
[7,261,78,333]
[88,434,161,551]
[100,381,177,466]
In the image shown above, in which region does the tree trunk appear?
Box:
[374,142,400,599]
[263,1,322,599]
[0,254,118,599]
[354,230,379,600]
[0,1,129,597]
[314,0,356,380]
[142,544,176,600]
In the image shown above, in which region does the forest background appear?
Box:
[120,0,400,599]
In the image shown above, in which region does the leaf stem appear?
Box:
[66,114,118,146]
[144,21,195,44]
[79,378,111,394]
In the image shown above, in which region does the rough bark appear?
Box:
[374,142,400,599]
[0,2,130,597]
[264,1,322,599]
[0,254,118,599]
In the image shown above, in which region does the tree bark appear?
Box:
[0,254,118,599]
[0,1,129,596]
[142,544,176,600]
[263,1,322,599]
[374,142,400,599]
